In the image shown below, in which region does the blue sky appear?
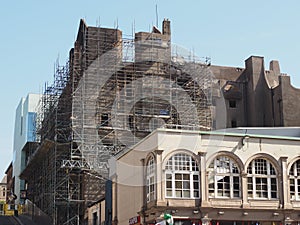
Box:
[1,0,300,176]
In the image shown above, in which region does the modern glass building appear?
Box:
[12,93,41,204]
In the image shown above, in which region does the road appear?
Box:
[0,216,21,225]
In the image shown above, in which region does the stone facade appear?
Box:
[85,198,106,225]
[20,18,300,225]
[212,56,300,129]
[0,175,7,203]
[5,163,13,203]
[110,127,300,225]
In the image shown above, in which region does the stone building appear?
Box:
[5,163,13,203]
[0,175,7,203]
[108,127,300,225]
[85,198,106,225]
[19,18,300,225]
[211,56,300,129]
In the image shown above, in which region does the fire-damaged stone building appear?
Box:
[17,18,300,225]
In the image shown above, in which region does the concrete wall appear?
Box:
[111,149,146,225]
[212,55,300,129]
[244,56,273,126]
[278,75,300,126]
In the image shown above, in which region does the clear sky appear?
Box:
[1,0,300,177]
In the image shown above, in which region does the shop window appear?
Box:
[165,153,199,199]
[289,159,300,200]
[208,155,241,198]
[146,156,156,202]
[247,158,277,199]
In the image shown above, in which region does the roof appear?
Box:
[201,127,300,141]
[0,175,6,184]
[210,65,244,81]
[5,162,12,174]
[115,126,300,160]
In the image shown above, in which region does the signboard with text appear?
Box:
[129,216,140,225]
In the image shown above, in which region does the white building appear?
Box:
[13,93,41,204]
[107,126,300,225]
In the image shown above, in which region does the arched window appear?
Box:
[208,155,240,198]
[289,159,300,200]
[165,153,199,198]
[146,156,155,202]
[247,158,277,199]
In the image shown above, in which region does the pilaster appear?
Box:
[155,149,164,202]
[241,171,250,208]
[280,156,292,209]
[198,151,209,206]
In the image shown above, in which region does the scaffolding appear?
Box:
[70,20,213,175]
[22,19,213,225]
[31,61,77,225]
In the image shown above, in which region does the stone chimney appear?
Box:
[162,18,171,35]
[269,60,280,75]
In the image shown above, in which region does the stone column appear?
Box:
[241,171,250,208]
[111,174,118,225]
[155,150,164,203]
[198,151,209,206]
[280,156,291,209]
